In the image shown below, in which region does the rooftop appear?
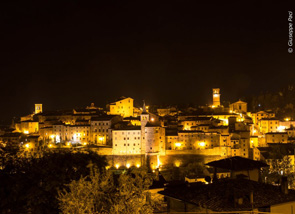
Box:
[205,156,268,171]
[159,178,295,211]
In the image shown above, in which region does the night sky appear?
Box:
[1,1,294,123]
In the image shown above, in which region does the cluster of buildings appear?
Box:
[159,156,295,213]
[1,89,295,170]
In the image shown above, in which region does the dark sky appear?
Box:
[1,1,294,123]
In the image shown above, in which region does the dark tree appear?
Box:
[0,150,107,214]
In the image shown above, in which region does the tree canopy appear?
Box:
[58,167,155,214]
[0,150,107,214]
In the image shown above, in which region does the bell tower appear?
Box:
[35,104,43,114]
[212,88,220,107]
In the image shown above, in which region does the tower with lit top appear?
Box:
[212,88,220,107]
[35,104,42,114]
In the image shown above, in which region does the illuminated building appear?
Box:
[6,90,270,169]
[15,120,39,134]
[90,115,121,145]
[179,117,212,130]
[265,132,288,144]
[229,100,247,113]
[279,119,295,130]
[259,118,280,134]
[35,104,43,114]
[0,133,22,145]
[112,101,165,156]
[251,110,275,127]
[112,128,142,155]
[157,107,178,117]
[107,97,134,118]
[212,88,221,107]
[145,123,165,155]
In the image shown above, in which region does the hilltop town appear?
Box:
[1,88,294,171]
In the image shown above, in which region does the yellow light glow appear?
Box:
[175,142,182,147]
[157,155,161,168]
[278,126,286,132]
[99,137,104,141]
[285,118,291,121]
[66,142,71,146]
[83,142,87,146]
[229,110,233,113]
[175,161,181,167]
[48,144,53,148]
[115,164,120,169]
[25,144,30,148]
[211,105,216,108]
[213,94,219,97]
[56,135,60,143]
[199,142,206,147]
[151,118,155,122]
[136,164,140,168]
[126,163,130,168]
[23,130,29,134]
[50,135,55,139]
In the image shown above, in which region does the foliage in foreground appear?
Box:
[262,145,295,189]
[58,167,156,214]
[0,151,107,214]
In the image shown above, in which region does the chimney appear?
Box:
[281,176,288,194]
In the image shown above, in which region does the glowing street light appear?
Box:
[175,142,182,147]
[199,142,206,147]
